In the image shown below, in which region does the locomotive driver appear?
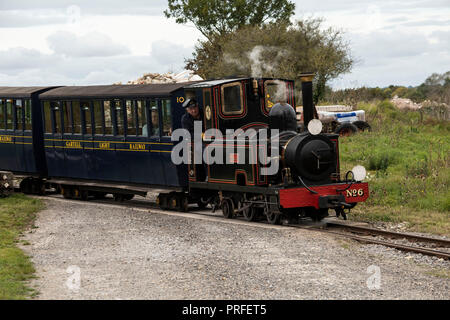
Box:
[181,98,207,181]
[181,98,204,136]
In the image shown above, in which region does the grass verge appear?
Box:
[0,194,44,299]
[339,100,450,235]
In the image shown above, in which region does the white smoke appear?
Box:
[223,45,287,78]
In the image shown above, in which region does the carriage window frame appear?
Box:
[161,98,172,136]
[61,101,72,135]
[15,99,24,131]
[93,100,104,135]
[136,100,147,137]
[149,99,160,137]
[6,99,13,130]
[80,100,92,135]
[0,99,5,129]
[113,99,124,136]
[103,101,113,135]
[24,99,32,131]
[221,82,244,116]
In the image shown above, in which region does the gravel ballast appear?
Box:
[21,197,449,299]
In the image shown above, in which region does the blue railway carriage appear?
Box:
[38,84,193,198]
[0,87,55,185]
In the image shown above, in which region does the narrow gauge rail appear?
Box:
[37,192,450,260]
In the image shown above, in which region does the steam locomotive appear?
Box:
[0,74,368,224]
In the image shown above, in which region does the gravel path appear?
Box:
[21,197,449,299]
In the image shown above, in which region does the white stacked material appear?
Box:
[391,96,422,110]
[127,70,203,84]
[315,105,353,112]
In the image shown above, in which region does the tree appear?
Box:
[164,0,295,41]
[186,19,353,104]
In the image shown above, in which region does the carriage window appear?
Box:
[61,101,71,134]
[150,100,159,136]
[43,102,52,133]
[81,101,92,135]
[125,100,136,136]
[0,99,4,129]
[24,99,32,130]
[51,102,61,134]
[72,101,81,134]
[15,100,23,130]
[264,80,287,111]
[221,82,243,115]
[161,99,171,136]
[114,99,124,136]
[93,101,103,135]
[137,100,147,137]
[104,101,113,135]
[6,99,13,129]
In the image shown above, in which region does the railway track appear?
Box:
[39,193,450,260]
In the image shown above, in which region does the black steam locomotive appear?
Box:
[0,74,368,224]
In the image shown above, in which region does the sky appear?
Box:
[0,0,449,89]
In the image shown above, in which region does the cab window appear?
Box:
[264,80,288,112]
[221,82,243,115]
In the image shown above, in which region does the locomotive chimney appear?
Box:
[300,73,315,130]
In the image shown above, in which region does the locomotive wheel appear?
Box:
[20,179,32,194]
[241,203,258,222]
[266,210,281,225]
[221,198,234,219]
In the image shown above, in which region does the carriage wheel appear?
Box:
[221,198,234,219]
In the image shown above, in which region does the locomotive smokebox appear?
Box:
[300,73,315,130]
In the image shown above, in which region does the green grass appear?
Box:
[0,194,44,299]
[340,100,450,235]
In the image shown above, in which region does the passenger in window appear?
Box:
[181,98,204,137]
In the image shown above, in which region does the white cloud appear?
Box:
[47,31,130,57]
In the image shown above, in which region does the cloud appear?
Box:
[46,31,130,57]
[0,1,167,16]
[150,40,194,68]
